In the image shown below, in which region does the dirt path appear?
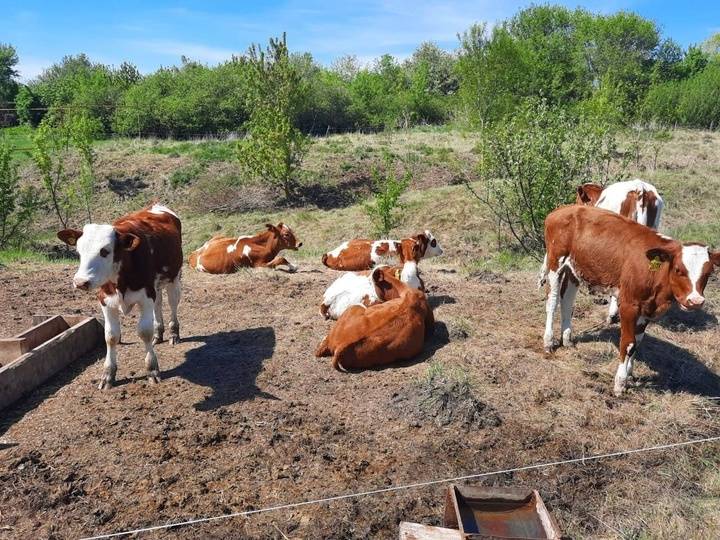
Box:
[1,263,719,539]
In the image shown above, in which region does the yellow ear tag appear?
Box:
[649,257,662,271]
[394,269,401,280]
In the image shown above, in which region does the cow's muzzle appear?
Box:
[73,277,91,291]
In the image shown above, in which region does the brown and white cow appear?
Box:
[188,223,302,274]
[539,205,719,396]
[321,230,442,271]
[576,179,665,322]
[315,267,434,370]
[576,179,664,229]
[320,238,427,320]
[58,204,183,390]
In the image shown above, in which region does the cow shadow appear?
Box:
[429,295,456,309]
[164,327,277,411]
[655,304,718,332]
[576,327,720,397]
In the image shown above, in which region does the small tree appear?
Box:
[364,153,411,238]
[468,100,621,256]
[237,34,310,200]
[0,140,41,249]
[32,116,99,228]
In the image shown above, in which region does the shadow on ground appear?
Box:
[655,304,718,332]
[577,327,720,397]
[165,327,277,411]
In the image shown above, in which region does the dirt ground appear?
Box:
[1,260,719,539]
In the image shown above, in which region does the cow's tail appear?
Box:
[319,303,331,320]
[188,251,198,269]
[537,253,548,289]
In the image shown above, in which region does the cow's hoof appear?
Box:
[98,378,114,390]
[606,314,619,325]
[288,265,298,274]
[147,373,161,384]
[169,335,180,346]
[152,336,163,346]
[543,346,554,356]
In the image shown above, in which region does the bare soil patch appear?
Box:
[0,262,719,539]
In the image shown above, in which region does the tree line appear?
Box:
[1,5,719,138]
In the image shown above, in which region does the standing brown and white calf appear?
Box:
[58,204,183,389]
[188,223,301,274]
[539,206,719,396]
[321,230,443,271]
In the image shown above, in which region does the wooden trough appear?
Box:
[0,315,103,411]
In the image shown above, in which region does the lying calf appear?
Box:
[322,230,442,271]
[315,267,434,370]
[320,263,422,319]
[189,223,301,274]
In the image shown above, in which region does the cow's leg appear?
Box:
[152,287,164,345]
[614,306,640,397]
[138,296,161,384]
[627,316,648,381]
[560,273,579,347]
[265,255,297,273]
[99,303,121,390]
[543,267,561,353]
[606,295,620,324]
[166,276,181,345]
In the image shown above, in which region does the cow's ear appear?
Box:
[118,232,141,251]
[265,223,278,233]
[58,229,83,246]
[576,185,591,204]
[710,251,720,267]
[646,247,674,263]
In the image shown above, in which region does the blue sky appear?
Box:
[3,1,719,81]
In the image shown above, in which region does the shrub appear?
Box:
[469,100,621,255]
[364,153,411,238]
[32,116,100,228]
[0,139,41,248]
[237,34,310,200]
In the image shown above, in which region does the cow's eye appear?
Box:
[100,248,110,258]
[430,239,437,247]
[675,267,682,275]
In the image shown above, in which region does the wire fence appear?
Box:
[79,434,720,540]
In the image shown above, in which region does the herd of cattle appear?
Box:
[55,178,718,396]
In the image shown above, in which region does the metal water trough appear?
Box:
[0,315,103,410]
[442,484,562,539]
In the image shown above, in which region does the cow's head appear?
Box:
[413,230,443,259]
[646,243,720,311]
[58,225,140,291]
[370,265,406,302]
[576,183,604,206]
[267,223,302,250]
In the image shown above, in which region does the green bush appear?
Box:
[0,139,40,248]
[169,163,204,189]
[237,34,310,199]
[364,153,411,238]
[469,100,621,255]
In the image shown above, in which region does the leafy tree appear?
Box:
[237,34,310,199]
[651,38,685,83]
[469,100,621,255]
[364,153,411,237]
[0,139,41,248]
[15,85,43,126]
[405,42,457,95]
[0,43,19,105]
[32,116,100,228]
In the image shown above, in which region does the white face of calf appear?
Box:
[651,243,720,311]
[424,230,443,258]
[58,225,140,291]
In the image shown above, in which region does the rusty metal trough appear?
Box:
[0,315,103,410]
[443,484,562,539]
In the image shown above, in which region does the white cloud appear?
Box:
[128,39,239,64]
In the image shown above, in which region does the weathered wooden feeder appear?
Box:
[400,484,562,540]
[0,315,103,411]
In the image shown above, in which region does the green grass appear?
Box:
[149,140,236,162]
[0,125,34,161]
[0,248,74,266]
